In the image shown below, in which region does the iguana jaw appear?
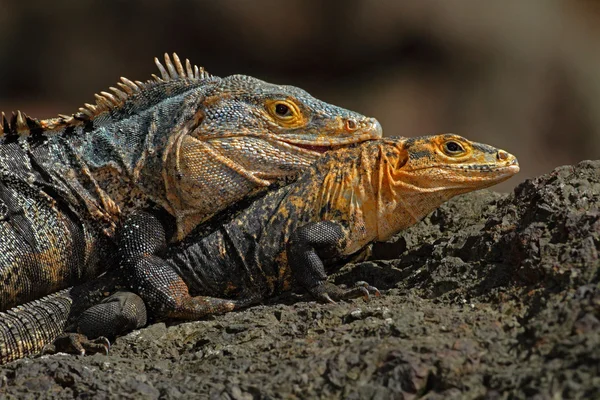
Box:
[436,159,520,187]
[281,130,383,155]
[287,143,332,154]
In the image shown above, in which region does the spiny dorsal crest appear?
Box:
[0,53,212,141]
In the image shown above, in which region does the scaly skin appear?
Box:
[0,134,519,364]
[0,53,381,312]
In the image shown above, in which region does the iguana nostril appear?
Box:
[346,119,357,131]
[497,150,508,161]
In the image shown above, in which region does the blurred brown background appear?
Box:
[1,0,599,190]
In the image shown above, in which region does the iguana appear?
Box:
[0,134,519,364]
[0,53,382,312]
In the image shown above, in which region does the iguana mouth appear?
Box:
[444,160,519,172]
[289,143,334,154]
[277,121,383,155]
[280,134,381,154]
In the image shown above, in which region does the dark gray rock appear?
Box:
[1,160,598,399]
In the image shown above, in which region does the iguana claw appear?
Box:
[310,281,380,303]
[41,333,110,357]
[354,281,381,300]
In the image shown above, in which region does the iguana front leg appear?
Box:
[117,211,254,320]
[287,221,380,303]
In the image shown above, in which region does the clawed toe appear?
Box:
[354,281,381,299]
[42,333,110,357]
[309,281,381,303]
[342,281,380,301]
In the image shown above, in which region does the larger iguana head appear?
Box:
[157,57,382,239]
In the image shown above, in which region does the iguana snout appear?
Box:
[373,134,519,242]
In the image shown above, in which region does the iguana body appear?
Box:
[0,53,381,311]
[0,134,519,364]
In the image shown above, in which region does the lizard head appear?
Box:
[178,75,383,188]
[315,134,519,251]
[164,70,382,240]
[395,133,520,189]
[198,74,382,153]
[374,134,519,241]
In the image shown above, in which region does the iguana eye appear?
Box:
[275,103,291,116]
[266,99,305,127]
[444,141,464,155]
[270,101,295,119]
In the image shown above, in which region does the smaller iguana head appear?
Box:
[393,133,520,191]
[313,134,519,252]
[373,134,519,242]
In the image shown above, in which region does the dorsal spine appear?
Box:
[0,53,212,142]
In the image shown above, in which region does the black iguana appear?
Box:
[0,134,519,364]
[0,53,382,312]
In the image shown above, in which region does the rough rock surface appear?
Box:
[0,160,598,399]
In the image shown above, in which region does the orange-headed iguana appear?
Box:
[0,53,381,312]
[0,134,518,364]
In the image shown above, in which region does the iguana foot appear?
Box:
[309,281,380,303]
[42,334,110,357]
[168,294,258,320]
[288,221,381,303]
[39,291,147,359]
[76,291,147,339]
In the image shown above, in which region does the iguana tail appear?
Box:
[0,271,135,364]
[0,289,72,364]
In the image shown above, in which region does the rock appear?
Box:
[0,161,598,398]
